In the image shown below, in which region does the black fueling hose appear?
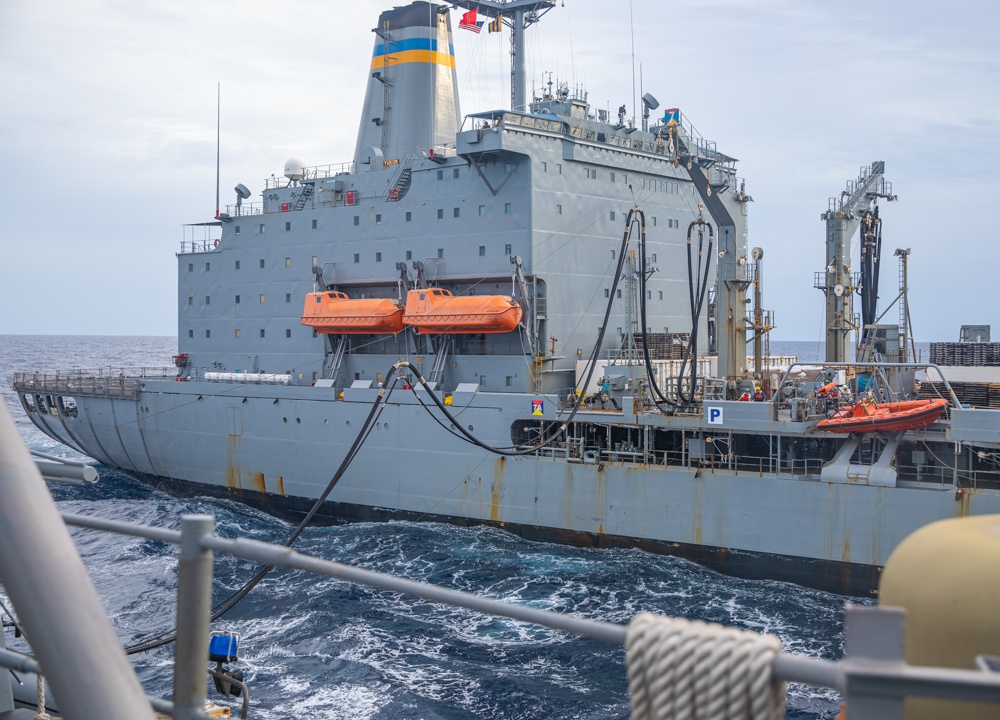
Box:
[125,372,401,655]
[675,214,714,405]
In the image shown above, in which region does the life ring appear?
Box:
[390,187,399,200]
[213,239,220,248]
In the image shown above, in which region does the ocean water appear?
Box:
[0,335,851,719]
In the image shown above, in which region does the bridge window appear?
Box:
[205,296,210,305]
[479,246,485,257]
[406,211,412,222]
[556,204,562,215]
[188,263,193,272]
[285,257,291,267]
[453,168,460,179]
[504,203,511,214]
[286,329,291,338]
[312,219,317,229]
[610,211,616,221]
[235,260,240,270]
[437,169,444,180]
[260,329,265,338]
[235,295,240,304]
[285,221,291,231]
[354,216,360,226]
[235,225,241,235]
[406,250,412,260]
[437,208,444,219]
[437,248,444,258]
[354,253,359,263]
[376,252,382,262]
[189,329,193,338]
[375,213,382,224]
[205,262,211,271]
[259,294,265,304]
[504,243,511,255]
[479,205,485,216]
[259,258,265,269]
[235,329,241,338]
[188,297,193,306]
[206,329,211,339]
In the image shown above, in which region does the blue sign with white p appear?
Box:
[707,406,723,425]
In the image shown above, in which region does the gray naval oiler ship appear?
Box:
[14,1,1000,596]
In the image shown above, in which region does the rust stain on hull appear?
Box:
[251,471,266,494]
[842,535,851,563]
[490,457,505,522]
[955,488,971,517]
[225,434,241,489]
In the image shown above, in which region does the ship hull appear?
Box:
[19,378,1000,597]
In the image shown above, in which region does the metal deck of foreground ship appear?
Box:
[12,0,1000,596]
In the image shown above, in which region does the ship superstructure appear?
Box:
[14,1,1000,596]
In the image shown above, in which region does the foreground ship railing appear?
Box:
[13,368,177,400]
[2,404,999,719]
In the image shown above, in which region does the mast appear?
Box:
[452,0,556,111]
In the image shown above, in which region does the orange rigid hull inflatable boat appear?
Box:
[817,398,948,434]
[403,288,523,334]
[301,291,404,334]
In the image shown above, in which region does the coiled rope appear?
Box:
[626,613,786,720]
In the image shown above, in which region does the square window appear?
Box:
[205,262,211,271]
[610,172,616,182]
[556,163,562,174]
[504,202,512,214]
[504,243,511,255]
[285,257,291,267]
[312,256,318,266]
[353,215,359,226]
[437,208,444,219]
[284,221,291,231]
[188,296,193,306]
[504,162,512,174]
[188,329,193,338]
[206,329,211,339]
[259,259,265,269]
[406,250,412,260]
[259,223,265,233]
[235,225,241,235]
[453,207,460,218]
[479,375,487,386]
[312,219,317,229]
[376,252,382,262]
[285,329,291,338]
[205,295,210,305]
[541,161,547,172]
[453,168,460,179]
[651,253,657,262]
[437,248,444,258]
[652,217,657,226]
[188,263,193,272]
[505,376,512,387]
[604,289,609,298]
[405,211,412,222]
[658,291,663,300]
[235,329,240,338]
[260,329,265,338]
[479,246,486,257]
[611,250,616,259]
[478,205,486,216]
[610,211,616,221]
[556,204,562,214]
[235,260,240,270]
[353,253,360,263]
[437,169,444,180]
[616,327,622,336]
[259,294,265,303]
[646,290,652,300]
[285,293,291,303]
[616,289,622,299]
[235,295,240,304]
[375,213,382,224]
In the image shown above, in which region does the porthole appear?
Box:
[282,417,287,423]
[346,420,351,428]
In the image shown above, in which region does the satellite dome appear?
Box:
[284,158,306,181]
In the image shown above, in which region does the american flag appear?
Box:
[459,8,483,33]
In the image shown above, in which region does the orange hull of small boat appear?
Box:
[817,398,948,434]
[301,291,404,334]
[402,288,523,334]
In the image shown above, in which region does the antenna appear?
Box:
[629,0,636,125]
[215,82,221,219]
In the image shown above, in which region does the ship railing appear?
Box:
[223,202,263,217]
[12,368,177,400]
[4,399,1000,719]
[178,239,218,254]
[264,162,355,189]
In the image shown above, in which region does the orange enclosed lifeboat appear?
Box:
[816,398,948,434]
[301,291,404,334]
[402,288,523,334]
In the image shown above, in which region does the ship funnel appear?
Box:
[354,2,460,170]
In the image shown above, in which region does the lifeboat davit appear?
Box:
[300,291,404,334]
[816,398,948,434]
[402,288,523,334]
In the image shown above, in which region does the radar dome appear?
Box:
[284,158,306,181]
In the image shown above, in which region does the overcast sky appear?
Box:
[2,0,998,342]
